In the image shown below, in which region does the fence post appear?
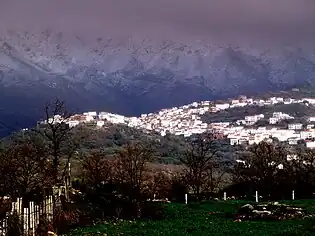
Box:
[292,190,295,200]
[48,195,53,222]
[45,196,49,221]
[11,201,17,214]
[35,205,39,231]
[17,197,22,216]
[23,208,29,236]
[255,191,258,203]
[185,194,188,204]
[68,162,71,188]
[2,212,8,235]
[30,201,35,236]
[223,192,227,201]
[0,219,2,235]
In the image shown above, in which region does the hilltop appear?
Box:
[5,84,315,150]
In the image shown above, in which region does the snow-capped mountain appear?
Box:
[0,29,315,137]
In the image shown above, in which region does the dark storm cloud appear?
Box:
[1,0,315,40]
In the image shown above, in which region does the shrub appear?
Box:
[35,214,54,236]
[6,211,23,236]
[140,202,166,220]
[53,205,81,234]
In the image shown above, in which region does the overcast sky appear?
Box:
[1,0,315,42]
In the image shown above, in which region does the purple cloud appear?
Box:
[0,0,314,42]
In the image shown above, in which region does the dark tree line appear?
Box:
[180,133,230,198]
[229,141,315,200]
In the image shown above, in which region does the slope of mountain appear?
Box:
[0,31,315,137]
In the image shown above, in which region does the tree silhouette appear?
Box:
[81,151,113,187]
[234,141,288,198]
[180,133,222,196]
[34,98,73,183]
[114,142,153,199]
[0,137,53,197]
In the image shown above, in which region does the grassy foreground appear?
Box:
[68,200,315,236]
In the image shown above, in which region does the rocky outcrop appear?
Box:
[235,202,307,221]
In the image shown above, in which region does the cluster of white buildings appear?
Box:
[237,114,265,126]
[136,101,211,137]
[269,112,294,124]
[39,94,315,148]
[42,111,130,128]
[211,108,315,148]
[214,121,315,148]
[40,101,214,137]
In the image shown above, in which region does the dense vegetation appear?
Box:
[69,123,188,164]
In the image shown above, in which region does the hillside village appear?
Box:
[39,94,315,148]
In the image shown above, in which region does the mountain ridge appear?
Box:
[0,32,315,137]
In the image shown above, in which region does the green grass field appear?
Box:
[68,200,315,236]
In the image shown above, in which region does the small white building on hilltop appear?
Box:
[67,120,80,128]
[83,111,98,117]
[215,103,230,110]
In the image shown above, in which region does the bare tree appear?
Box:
[114,143,153,198]
[0,138,53,197]
[180,133,221,196]
[35,98,73,183]
[147,169,174,199]
[81,151,113,187]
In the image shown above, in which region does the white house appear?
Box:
[233,102,248,107]
[288,137,299,145]
[67,120,80,128]
[96,120,105,127]
[215,103,230,110]
[230,138,239,145]
[300,131,313,139]
[84,115,94,122]
[306,141,315,149]
[269,117,279,124]
[284,98,294,104]
[246,98,253,104]
[191,102,198,107]
[160,130,167,136]
[244,114,264,125]
[48,115,63,124]
[230,99,239,105]
[83,111,98,117]
[288,123,303,130]
[302,98,315,104]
